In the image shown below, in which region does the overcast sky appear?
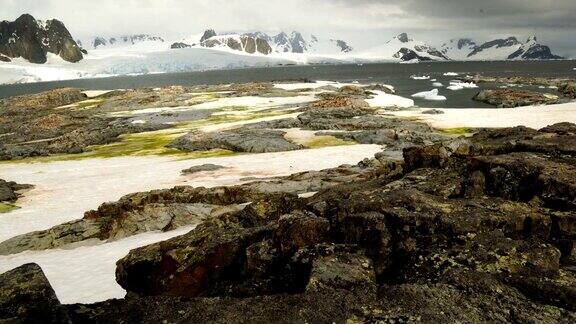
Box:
[2,0,576,56]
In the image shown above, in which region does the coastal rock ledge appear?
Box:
[1,123,576,323]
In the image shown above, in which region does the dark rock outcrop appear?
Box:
[0,263,71,323]
[170,42,191,49]
[0,14,83,63]
[169,128,303,153]
[181,164,226,175]
[200,29,217,43]
[0,179,32,202]
[393,48,433,62]
[468,37,521,58]
[473,89,559,108]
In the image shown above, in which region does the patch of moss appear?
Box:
[437,127,472,136]
[56,99,105,111]
[302,135,356,149]
[0,202,19,213]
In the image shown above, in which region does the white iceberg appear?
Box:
[366,90,414,108]
[432,82,444,87]
[447,81,478,91]
[411,89,447,101]
[443,72,459,76]
[410,75,430,80]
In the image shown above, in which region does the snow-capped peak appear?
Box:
[365,33,448,62]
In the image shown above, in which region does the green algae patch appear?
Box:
[4,109,296,163]
[56,99,105,111]
[302,135,356,149]
[437,127,473,136]
[0,202,19,213]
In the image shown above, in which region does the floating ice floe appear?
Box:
[430,79,437,82]
[443,72,459,76]
[410,75,430,80]
[411,89,447,101]
[446,81,478,91]
[432,82,444,87]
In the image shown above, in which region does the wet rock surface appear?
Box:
[3,122,575,322]
[473,89,560,108]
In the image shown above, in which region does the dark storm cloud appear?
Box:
[1,0,575,56]
[330,0,576,29]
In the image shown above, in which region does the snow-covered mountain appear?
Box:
[266,31,353,55]
[439,39,479,60]
[364,33,449,62]
[0,14,83,64]
[440,36,563,61]
[170,30,272,55]
[78,35,165,50]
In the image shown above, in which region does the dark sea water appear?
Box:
[0,60,574,108]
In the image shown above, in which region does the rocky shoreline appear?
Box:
[462,75,576,108]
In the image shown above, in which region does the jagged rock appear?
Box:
[393,48,433,61]
[169,128,303,153]
[473,89,559,108]
[0,202,234,255]
[116,223,274,297]
[0,14,83,63]
[306,249,376,294]
[199,29,217,43]
[0,263,70,323]
[467,152,576,209]
[558,82,576,99]
[273,213,330,254]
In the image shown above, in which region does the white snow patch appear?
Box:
[0,225,197,304]
[366,90,414,108]
[387,102,576,129]
[443,72,459,76]
[0,145,381,243]
[410,75,430,80]
[82,90,113,98]
[411,89,447,101]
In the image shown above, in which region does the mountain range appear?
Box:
[0,14,567,66]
